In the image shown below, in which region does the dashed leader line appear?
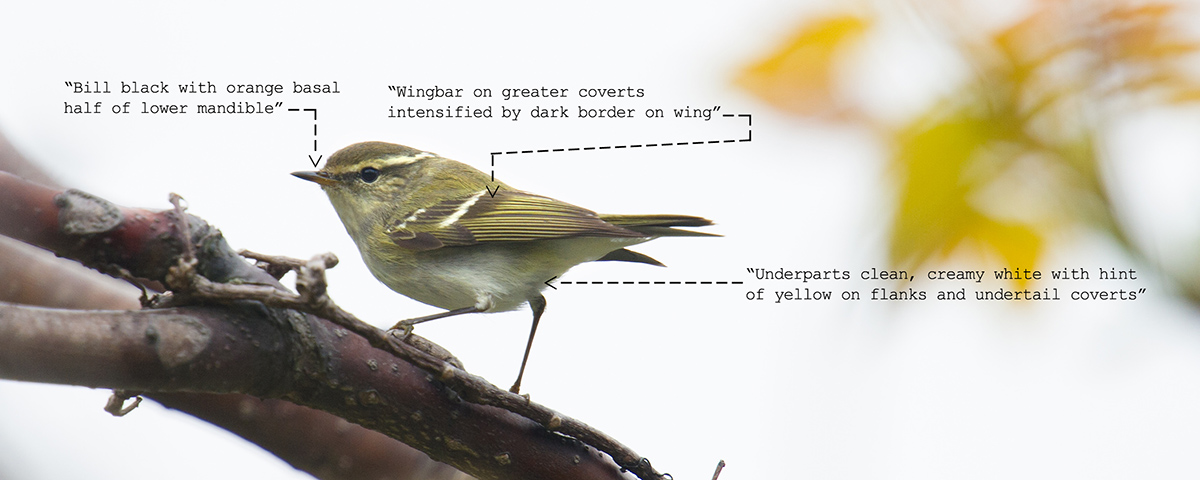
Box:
[488,113,752,184]
[288,108,321,167]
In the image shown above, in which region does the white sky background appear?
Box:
[2,1,1200,479]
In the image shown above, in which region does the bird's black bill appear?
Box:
[291,170,338,186]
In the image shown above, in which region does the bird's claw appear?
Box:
[388,321,415,340]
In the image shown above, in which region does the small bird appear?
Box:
[293,141,714,393]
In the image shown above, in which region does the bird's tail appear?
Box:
[594,214,718,267]
[599,214,719,237]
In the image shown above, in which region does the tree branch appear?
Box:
[150,393,470,480]
[0,301,623,480]
[0,170,661,480]
[0,139,468,480]
[0,225,468,480]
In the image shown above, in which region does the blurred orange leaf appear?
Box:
[736,14,871,117]
[1101,2,1188,54]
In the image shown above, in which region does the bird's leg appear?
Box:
[389,306,482,337]
[509,294,546,394]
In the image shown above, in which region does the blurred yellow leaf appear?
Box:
[892,100,982,264]
[973,219,1043,289]
[736,14,870,117]
[889,94,1040,280]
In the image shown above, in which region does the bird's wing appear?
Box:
[384,188,645,251]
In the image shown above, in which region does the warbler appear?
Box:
[293,141,714,393]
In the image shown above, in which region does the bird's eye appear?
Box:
[359,167,380,183]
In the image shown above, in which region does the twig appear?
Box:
[711,460,726,480]
[240,249,334,280]
[241,249,337,270]
[106,264,154,307]
[169,251,665,480]
[105,390,143,417]
[168,193,194,263]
